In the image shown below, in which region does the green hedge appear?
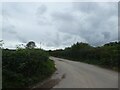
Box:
[49,42,119,71]
[2,48,55,88]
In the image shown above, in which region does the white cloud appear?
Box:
[2,2,118,50]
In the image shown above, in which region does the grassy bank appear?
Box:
[2,48,55,88]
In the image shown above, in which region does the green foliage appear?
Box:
[2,48,55,88]
[26,41,36,49]
[49,42,119,71]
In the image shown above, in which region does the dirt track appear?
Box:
[50,57,118,88]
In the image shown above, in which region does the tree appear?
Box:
[16,44,26,49]
[26,41,36,49]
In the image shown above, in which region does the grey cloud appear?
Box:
[36,5,47,15]
[3,27,17,34]
[73,2,100,13]
[51,2,118,46]
[45,32,86,48]
[16,35,27,43]
[3,21,27,43]
[36,5,52,25]
[62,34,72,41]
[45,42,55,47]
[73,2,117,16]
[3,25,17,34]
[37,16,51,25]
[53,33,61,47]
[52,12,75,22]
[2,2,118,49]
[102,32,111,40]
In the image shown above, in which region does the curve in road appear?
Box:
[50,57,118,88]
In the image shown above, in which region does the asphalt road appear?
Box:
[50,57,118,88]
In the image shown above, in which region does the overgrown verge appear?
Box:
[49,41,119,71]
[2,48,55,88]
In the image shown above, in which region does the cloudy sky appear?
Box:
[1,2,118,50]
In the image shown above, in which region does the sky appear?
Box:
[0,2,118,50]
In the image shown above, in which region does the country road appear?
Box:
[50,57,118,88]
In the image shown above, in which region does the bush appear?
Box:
[49,42,119,71]
[2,48,55,88]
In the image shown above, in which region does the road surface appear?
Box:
[50,57,118,88]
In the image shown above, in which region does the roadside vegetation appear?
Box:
[2,41,55,88]
[49,41,119,71]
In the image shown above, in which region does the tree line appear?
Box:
[49,41,119,71]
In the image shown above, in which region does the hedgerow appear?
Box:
[2,48,55,88]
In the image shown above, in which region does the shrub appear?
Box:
[2,48,55,88]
